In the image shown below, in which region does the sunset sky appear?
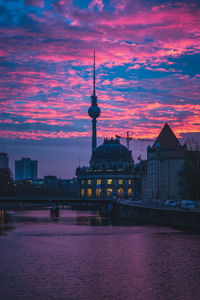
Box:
[1,0,200,178]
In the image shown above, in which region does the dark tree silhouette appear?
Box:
[0,168,14,195]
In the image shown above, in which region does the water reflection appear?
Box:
[0,208,4,232]
[1,209,200,300]
[6,207,144,227]
[50,202,59,219]
[0,208,14,235]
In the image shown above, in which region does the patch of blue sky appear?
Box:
[128,67,176,79]
[74,0,91,9]
[99,65,130,80]
[169,53,200,76]
[2,0,25,10]
[100,66,171,83]
[14,100,25,104]
[2,0,43,20]
[74,0,112,10]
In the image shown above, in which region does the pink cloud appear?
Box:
[0,130,90,140]
[89,0,104,11]
[25,0,44,8]
[128,64,141,70]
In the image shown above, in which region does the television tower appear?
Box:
[88,51,101,153]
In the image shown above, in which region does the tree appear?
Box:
[0,168,14,195]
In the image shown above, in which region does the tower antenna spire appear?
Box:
[93,50,96,96]
[88,51,101,153]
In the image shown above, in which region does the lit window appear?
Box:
[118,179,123,185]
[128,179,131,185]
[107,188,112,197]
[81,180,84,185]
[97,179,101,185]
[88,180,91,185]
[81,189,85,197]
[118,188,123,198]
[87,188,92,197]
[128,188,132,197]
[107,179,112,185]
[96,189,101,197]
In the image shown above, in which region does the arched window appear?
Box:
[107,188,112,197]
[118,188,123,198]
[128,188,132,197]
[87,188,92,197]
[81,189,85,197]
[96,189,101,197]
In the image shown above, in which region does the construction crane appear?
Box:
[116,131,151,150]
[116,131,133,150]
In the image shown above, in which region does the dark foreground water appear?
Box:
[1,208,200,300]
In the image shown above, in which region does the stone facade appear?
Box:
[76,169,134,199]
[146,123,186,203]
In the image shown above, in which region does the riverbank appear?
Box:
[1,196,200,229]
[111,201,200,229]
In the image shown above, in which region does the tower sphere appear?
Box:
[88,105,101,119]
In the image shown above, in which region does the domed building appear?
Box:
[76,52,135,199]
[90,138,134,171]
[76,137,135,199]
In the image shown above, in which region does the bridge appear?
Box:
[0,196,112,215]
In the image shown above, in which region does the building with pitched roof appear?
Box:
[146,123,186,203]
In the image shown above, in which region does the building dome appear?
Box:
[90,138,134,170]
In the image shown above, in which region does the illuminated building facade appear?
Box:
[76,137,135,199]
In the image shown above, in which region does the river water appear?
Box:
[0,208,200,300]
